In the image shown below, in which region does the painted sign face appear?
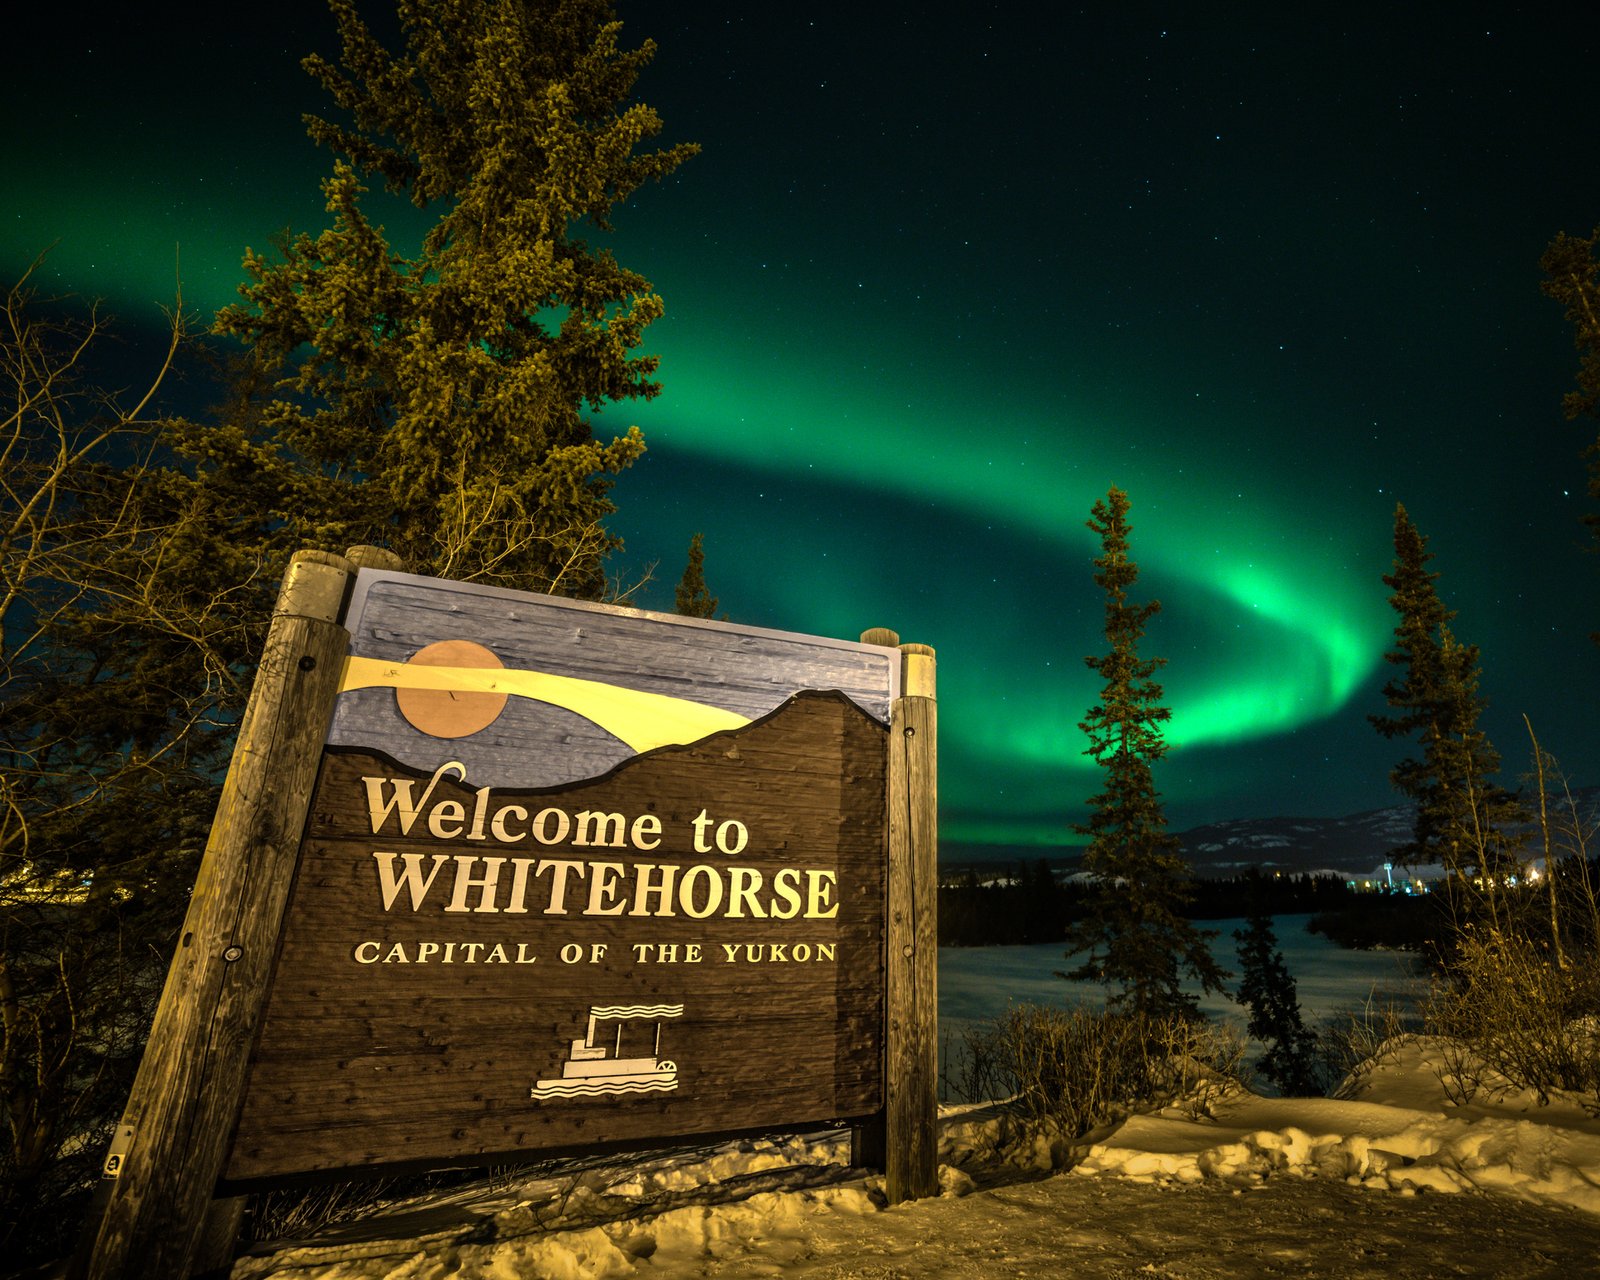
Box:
[224,571,896,1182]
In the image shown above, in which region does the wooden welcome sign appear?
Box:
[76,548,938,1279]
[230,566,899,1178]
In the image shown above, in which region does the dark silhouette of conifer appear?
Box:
[1539,225,1600,613]
[1061,488,1226,1018]
[674,532,719,618]
[1234,878,1321,1096]
[1370,505,1525,891]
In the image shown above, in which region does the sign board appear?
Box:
[222,570,899,1182]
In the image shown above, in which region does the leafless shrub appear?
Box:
[1426,929,1600,1108]
[1152,1017,1249,1119]
[949,1005,1247,1144]
[1432,1036,1486,1106]
[1418,730,1600,1111]
[247,1178,410,1242]
[1,260,207,1268]
[1320,996,1419,1101]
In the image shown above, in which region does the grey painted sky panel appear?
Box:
[329,570,898,789]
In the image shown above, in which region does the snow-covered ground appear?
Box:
[1068,1035,1600,1211]
[229,941,1600,1279]
[230,1040,1600,1278]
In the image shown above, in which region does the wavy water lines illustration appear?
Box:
[528,1078,678,1099]
[588,1003,685,1020]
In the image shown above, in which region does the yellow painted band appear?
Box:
[339,655,751,753]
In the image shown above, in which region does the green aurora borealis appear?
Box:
[7,3,1600,856]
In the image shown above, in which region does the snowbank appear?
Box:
[1075,1036,1600,1215]
[231,1037,1600,1279]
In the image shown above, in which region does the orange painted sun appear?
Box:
[394,640,508,739]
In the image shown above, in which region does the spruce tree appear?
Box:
[1370,505,1524,890]
[1429,624,1527,888]
[1233,878,1320,1096]
[1539,227,1600,568]
[674,532,718,618]
[1369,504,1449,857]
[206,0,698,596]
[1062,488,1225,1019]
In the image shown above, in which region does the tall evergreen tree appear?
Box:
[1370,505,1524,888]
[1061,488,1225,1018]
[1233,878,1320,1096]
[674,532,718,618]
[1429,624,1527,887]
[1540,226,1600,641]
[204,0,698,596]
[1540,230,1600,525]
[1369,504,1449,853]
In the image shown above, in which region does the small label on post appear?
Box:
[103,1124,135,1177]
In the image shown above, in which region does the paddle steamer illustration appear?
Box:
[529,1003,684,1099]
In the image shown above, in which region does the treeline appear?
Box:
[1306,856,1600,958]
[939,861,1077,946]
[938,863,1359,947]
[1189,872,1356,921]
[1306,895,1444,954]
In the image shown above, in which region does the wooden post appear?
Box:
[345,543,406,574]
[72,549,357,1279]
[190,1197,247,1280]
[867,630,939,1203]
[853,628,897,1173]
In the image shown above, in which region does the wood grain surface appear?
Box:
[329,571,899,790]
[225,691,888,1183]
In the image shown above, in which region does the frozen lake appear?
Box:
[938,914,1426,1032]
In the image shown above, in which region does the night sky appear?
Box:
[7,4,1600,859]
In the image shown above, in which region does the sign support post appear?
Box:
[863,630,939,1204]
[73,549,362,1279]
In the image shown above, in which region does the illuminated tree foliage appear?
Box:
[674,532,718,618]
[1061,488,1225,1019]
[1370,504,1524,894]
[207,0,697,595]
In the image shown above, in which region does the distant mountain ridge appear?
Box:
[944,789,1599,882]
[1173,785,1600,880]
[1174,804,1415,878]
